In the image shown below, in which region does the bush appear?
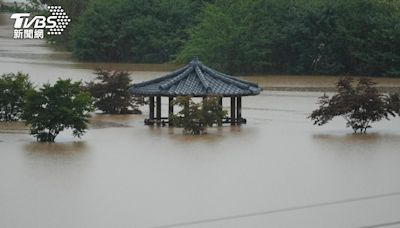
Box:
[170,96,227,135]
[309,78,400,133]
[84,69,146,114]
[22,79,93,142]
[0,72,33,121]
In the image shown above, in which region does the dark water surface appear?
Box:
[1,13,400,228]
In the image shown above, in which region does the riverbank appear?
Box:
[247,75,400,93]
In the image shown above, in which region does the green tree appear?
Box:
[334,0,400,76]
[170,96,226,135]
[177,0,274,74]
[171,97,205,135]
[202,96,227,127]
[268,0,348,74]
[84,69,146,114]
[178,0,400,76]
[72,0,205,62]
[0,72,33,121]
[309,78,400,133]
[22,79,93,142]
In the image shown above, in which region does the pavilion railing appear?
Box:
[144,117,246,126]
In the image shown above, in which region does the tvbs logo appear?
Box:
[10,6,71,39]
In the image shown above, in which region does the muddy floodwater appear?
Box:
[1,13,400,228]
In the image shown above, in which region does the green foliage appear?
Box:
[37,0,87,20]
[178,0,400,76]
[1,0,42,13]
[176,0,274,74]
[170,96,227,135]
[331,0,400,76]
[72,0,205,62]
[84,69,146,114]
[0,72,33,121]
[28,0,400,76]
[269,0,347,74]
[202,96,227,127]
[309,78,400,133]
[22,79,93,142]
[170,97,205,135]
[386,93,400,116]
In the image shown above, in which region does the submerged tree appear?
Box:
[84,69,146,114]
[309,78,400,133]
[22,79,93,142]
[0,72,33,121]
[202,96,227,127]
[170,96,227,135]
[171,97,205,135]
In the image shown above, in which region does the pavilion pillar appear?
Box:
[149,96,155,120]
[230,96,236,125]
[218,97,223,126]
[168,97,174,126]
[156,96,161,125]
[237,96,242,125]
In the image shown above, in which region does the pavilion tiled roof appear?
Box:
[129,58,262,97]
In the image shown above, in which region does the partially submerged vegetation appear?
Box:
[2,0,400,139]
[83,69,146,114]
[0,72,33,122]
[170,96,227,135]
[0,71,147,142]
[309,78,400,133]
[22,79,93,142]
[1,72,400,139]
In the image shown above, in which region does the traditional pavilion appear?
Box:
[129,57,262,126]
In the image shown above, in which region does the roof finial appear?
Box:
[191,55,200,65]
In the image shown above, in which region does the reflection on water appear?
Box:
[89,114,138,129]
[313,132,389,142]
[144,124,253,144]
[0,122,28,134]
[25,141,87,154]
[312,132,400,155]
[166,128,225,143]
[312,130,400,145]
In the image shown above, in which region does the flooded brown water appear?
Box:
[1,13,400,228]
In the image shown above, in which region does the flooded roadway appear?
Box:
[1,13,400,228]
